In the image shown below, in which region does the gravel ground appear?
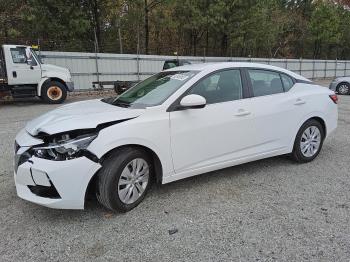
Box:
[1,81,350,261]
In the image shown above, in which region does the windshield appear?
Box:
[104,71,198,108]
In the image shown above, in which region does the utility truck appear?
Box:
[0,45,73,103]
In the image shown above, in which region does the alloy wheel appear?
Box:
[300,126,321,157]
[118,158,150,204]
[338,84,349,95]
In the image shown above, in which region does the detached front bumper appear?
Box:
[15,157,101,209]
[14,130,101,209]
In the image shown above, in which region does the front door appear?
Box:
[6,46,41,85]
[169,69,257,173]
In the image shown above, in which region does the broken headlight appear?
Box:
[32,133,97,161]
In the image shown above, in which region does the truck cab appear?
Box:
[0,45,73,103]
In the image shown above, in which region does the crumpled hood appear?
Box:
[25,99,144,136]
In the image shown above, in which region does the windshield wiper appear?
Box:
[113,100,131,108]
[101,98,131,108]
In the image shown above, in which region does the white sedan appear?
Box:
[14,63,338,212]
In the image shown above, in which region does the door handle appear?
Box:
[294,98,306,105]
[234,109,251,117]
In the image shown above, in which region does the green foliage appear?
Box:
[0,0,350,59]
[310,2,341,50]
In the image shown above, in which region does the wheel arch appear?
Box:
[293,115,327,145]
[289,114,328,152]
[336,81,350,91]
[309,116,326,137]
[100,144,163,183]
[37,77,67,96]
[84,144,164,205]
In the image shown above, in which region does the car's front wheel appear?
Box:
[292,119,325,163]
[337,82,350,95]
[96,147,152,212]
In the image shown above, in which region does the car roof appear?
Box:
[166,62,310,81]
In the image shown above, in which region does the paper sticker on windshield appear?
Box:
[170,74,190,81]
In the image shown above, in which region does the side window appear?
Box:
[281,74,294,91]
[189,69,243,104]
[248,70,284,97]
[10,48,27,63]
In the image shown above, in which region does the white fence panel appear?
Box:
[39,51,350,91]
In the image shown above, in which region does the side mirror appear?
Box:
[27,59,37,66]
[179,94,206,109]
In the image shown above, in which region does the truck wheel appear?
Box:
[41,81,67,104]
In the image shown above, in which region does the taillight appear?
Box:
[329,94,338,104]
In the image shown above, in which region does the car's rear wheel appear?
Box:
[96,147,152,212]
[292,119,324,163]
[41,81,67,104]
[336,82,350,95]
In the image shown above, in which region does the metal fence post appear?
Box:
[94,29,100,87]
[203,48,206,63]
[312,59,315,79]
[299,58,302,75]
[324,60,327,79]
[345,61,348,77]
[94,53,100,85]
[136,54,140,81]
[335,59,337,77]
[136,24,140,81]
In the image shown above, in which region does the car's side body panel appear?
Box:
[87,107,175,178]
[37,69,337,185]
[169,99,260,173]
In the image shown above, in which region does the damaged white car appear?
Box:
[14,63,338,212]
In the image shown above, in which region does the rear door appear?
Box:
[243,68,303,153]
[5,46,41,85]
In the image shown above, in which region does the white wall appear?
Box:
[40,51,350,90]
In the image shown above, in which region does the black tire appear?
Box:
[291,119,325,163]
[96,147,152,212]
[41,81,67,104]
[336,82,350,95]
